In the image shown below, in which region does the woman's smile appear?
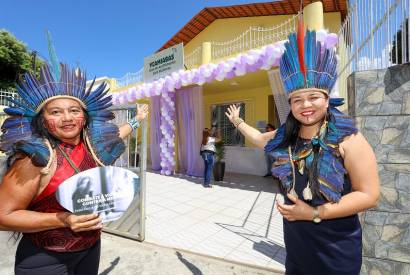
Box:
[61,124,77,131]
[300,110,315,117]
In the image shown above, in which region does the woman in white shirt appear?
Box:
[200,128,219,187]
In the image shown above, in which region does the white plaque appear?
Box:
[55,166,139,223]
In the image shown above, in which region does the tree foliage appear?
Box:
[0,29,42,91]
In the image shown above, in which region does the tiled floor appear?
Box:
[144,171,286,272]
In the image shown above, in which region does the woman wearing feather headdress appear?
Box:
[225,27,380,275]
[0,63,148,275]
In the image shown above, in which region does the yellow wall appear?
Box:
[323,12,342,34]
[203,84,272,147]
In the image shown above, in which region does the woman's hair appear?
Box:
[265,123,275,131]
[278,107,333,199]
[201,128,210,145]
[277,112,301,149]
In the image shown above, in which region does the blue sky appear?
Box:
[1,0,276,79]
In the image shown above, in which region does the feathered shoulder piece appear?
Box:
[264,99,357,202]
[0,63,125,168]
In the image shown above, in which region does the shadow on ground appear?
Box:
[176,251,203,275]
[99,257,120,275]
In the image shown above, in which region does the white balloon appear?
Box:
[215,70,227,81]
[235,64,246,76]
[316,29,327,43]
[119,93,126,104]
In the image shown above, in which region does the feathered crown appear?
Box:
[0,63,125,168]
[280,20,338,97]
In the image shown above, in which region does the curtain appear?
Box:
[267,69,290,124]
[175,86,204,177]
[149,96,162,171]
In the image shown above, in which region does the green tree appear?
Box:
[0,29,42,91]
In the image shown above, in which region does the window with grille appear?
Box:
[210,103,245,146]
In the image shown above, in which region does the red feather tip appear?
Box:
[297,18,306,81]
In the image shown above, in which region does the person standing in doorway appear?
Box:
[200,128,221,187]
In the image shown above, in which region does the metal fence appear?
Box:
[211,13,300,62]
[337,0,410,99]
[115,70,143,88]
[104,104,148,241]
[184,46,202,70]
[0,90,17,107]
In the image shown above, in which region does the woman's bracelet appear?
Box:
[128,117,141,131]
[233,118,244,128]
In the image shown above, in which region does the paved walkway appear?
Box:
[0,232,281,275]
[145,171,286,272]
[0,171,286,274]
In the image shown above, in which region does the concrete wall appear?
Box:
[347,64,410,275]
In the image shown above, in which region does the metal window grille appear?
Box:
[211,103,245,146]
[337,0,410,99]
[0,90,18,107]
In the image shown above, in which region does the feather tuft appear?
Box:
[297,18,306,82]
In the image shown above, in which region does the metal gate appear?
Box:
[100,104,148,241]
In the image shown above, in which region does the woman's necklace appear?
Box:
[288,136,314,201]
[287,136,299,199]
[56,143,80,174]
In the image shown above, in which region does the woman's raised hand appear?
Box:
[225,104,241,124]
[136,104,149,121]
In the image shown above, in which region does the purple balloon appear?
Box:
[226,70,236,79]
[325,33,338,49]
[247,59,263,72]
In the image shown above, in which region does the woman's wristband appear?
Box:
[128,117,141,131]
[233,118,244,128]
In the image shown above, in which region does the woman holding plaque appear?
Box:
[0,62,148,274]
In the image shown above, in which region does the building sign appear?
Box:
[143,43,184,82]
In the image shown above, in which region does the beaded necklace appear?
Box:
[287,120,328,200]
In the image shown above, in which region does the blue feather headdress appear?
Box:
[0,63,125,168]
[279,27,338,97]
